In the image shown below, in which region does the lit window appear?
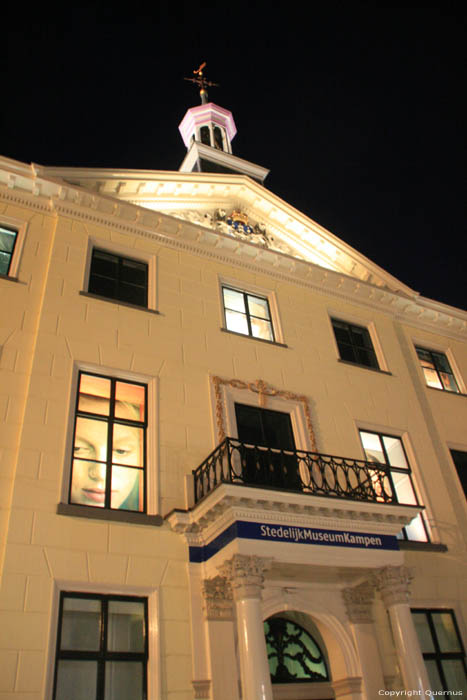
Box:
[359,430,428,541]
[415,347,460,393]
[53,592,148,700]
[88,249,148,308]
[0,225,18,276]
[222,286,275,341]
[450,449,467,498]
[70,372,147,512]
[412,609,467,694]
[264,617,329,683]
[331,319,379,369]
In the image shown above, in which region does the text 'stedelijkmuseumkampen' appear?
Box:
[0,85,466,700]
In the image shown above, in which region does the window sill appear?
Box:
[398,540,448,552]
[57,502,163,526]
[425,385,466,398]
[337,359,392,375]
[221,327,288,348]
[0,273,24,284]
[79,291,160,315]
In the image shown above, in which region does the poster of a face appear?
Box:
[70,374,145,511]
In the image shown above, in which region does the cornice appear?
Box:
[0,159,465,340]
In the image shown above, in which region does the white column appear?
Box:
[202,576,239,700]
[343,582,384,700]
[219,554,273,700]
[374,566,431,694]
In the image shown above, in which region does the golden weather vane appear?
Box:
[184,62,219,104]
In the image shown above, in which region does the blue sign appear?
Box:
[189,520,399,562]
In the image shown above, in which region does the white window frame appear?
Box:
[411,339,465,394]
[45,580,161,700]
[327,310,389,372]
[83,238,158,312]
[218,276,285,345]
[61,363,159,516]
[0,214,28,278]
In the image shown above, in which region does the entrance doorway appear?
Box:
[234,403,300,490]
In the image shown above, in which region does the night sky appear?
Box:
[3,4,466,310]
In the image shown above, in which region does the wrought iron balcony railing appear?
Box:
[192,437,397,505]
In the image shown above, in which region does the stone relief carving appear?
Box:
[372,565,414,607]
[218,554,272,600]
[342,582,375,624]
[211,375,317,451]
[202,575,234,620]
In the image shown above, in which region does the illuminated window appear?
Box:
[88,249,148,308]
[53,592,148,700]
[359,430,428,541]
[331,319,379,369]
[264,617,329,683]
[412,610,467,694]
[222,286,275,342]
[415,347,460,393]
[0,225,18,275]
[70,372,147,512]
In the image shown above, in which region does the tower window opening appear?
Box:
[200,126,211,146]
[213,126,224,150]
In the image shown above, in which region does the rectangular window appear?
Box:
[412,609,467,694]
[70,372,147,512]
[0,224,18,275]
[415,347,460,393]
[222,285,275,341]
[331,319,379,369]
[359,430,428,541]
[53,592,148,700]
[450,449,467,498]
[88,249,148,308]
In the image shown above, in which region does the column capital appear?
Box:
[218,554,272,600]
[342,581,375,624]
[372,565,414,607]
[202,575,234,620]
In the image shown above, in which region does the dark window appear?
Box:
[264,617,329,683]
[235,403,299,489]
[331,319,379,369]
[88,249,148,307]
[0,225,18,275]
[450,449,467,498]
[359,430,428,541]
[53,592,148,700]
[412,609,467,694]
[415,347,460,393]
[70,372,147,512]
[222,286,275,341]
[200,125,211,146]
[213,126,223,150]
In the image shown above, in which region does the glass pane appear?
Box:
[432,351,452,373]
[56,660,98,700]
[71,459,107,507]
[107,600,145,652]
[440,372,459,393]
[104,662,143,700]
[110,466,143,511]
[78,375,111,415]
[442,659,467,693]
[413,613,435,653]
[382,436,408,469]
[422,366,443,390]
[425,659,443,693]
[392,471,417,504]
[251,317,274,341]
[88,274,117,300]
[113,424,144,467]
[350,325,372,349]
[404,513,428,541]
[0,226,17,253]
[432,613,462,652]
[115,382,145,422]
[247,294,270,320]
[120,259,147,286]
[332,320,351,344]
[61,597,101,650]
[223,287,246,313]
[91,250,118,278]
[0,251,12,275]
[119,282,147,307]
[225,309,249,335]
[360,432,385,464]
[356,347,378,368]
[338,343,358,363]
[74,417,108,461]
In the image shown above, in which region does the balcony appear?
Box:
[193,437,397,506]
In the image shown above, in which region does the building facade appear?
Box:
[0,98,466,700]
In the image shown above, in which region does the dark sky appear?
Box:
[4,4,466,310]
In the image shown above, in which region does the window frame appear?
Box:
[411,608,467,693]
[358,428,429,542]
[219,279,284,345]
[0,215,27,279]
[330,316,383,371]
[414,345,462,394]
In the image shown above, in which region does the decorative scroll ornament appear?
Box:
[218,554,272,600]
[202,576,234,620]
[372,566,414,607]
[211,375,317,452]
[342,582,375,624]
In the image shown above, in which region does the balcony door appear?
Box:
[234,403,300,490]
